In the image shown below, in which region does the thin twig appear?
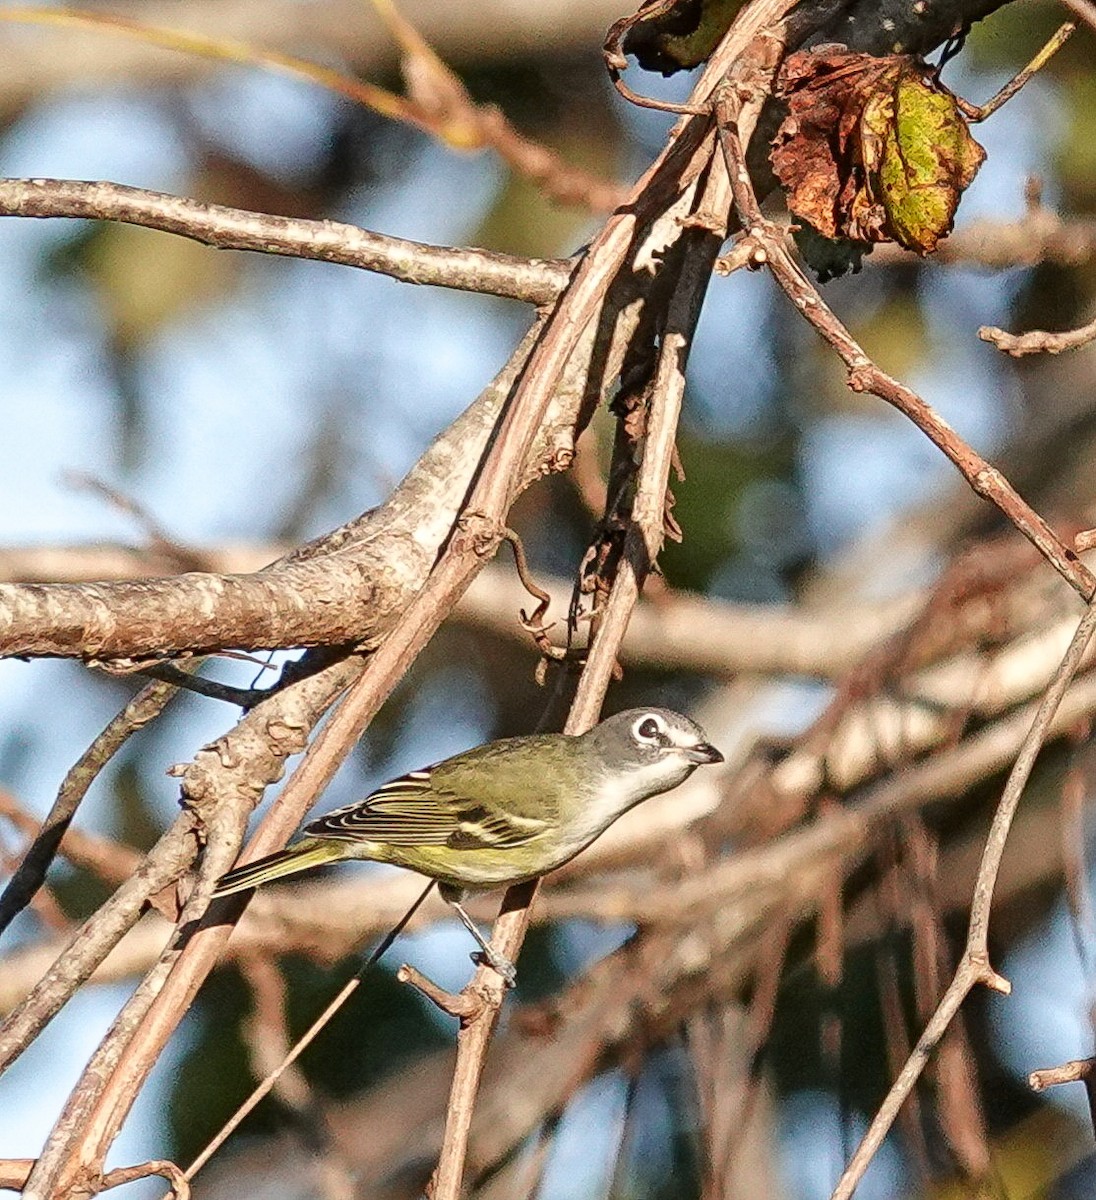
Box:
[131,663,263,708]
[98,1160,190,1199]
[0,1157,191,1198]
[499,527,554,644]
[980,311,1096,357]
[0,178,570,306]
[184,880,434,1182]
[955,23,1074,121]
[1030,1057,1096,1089]
[0,678,179,938]
[397,965,483,1020]
[1029,1055,1096,1137]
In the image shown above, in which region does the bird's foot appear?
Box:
[471,949,517,988]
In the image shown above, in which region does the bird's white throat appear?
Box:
[560,758,693,856]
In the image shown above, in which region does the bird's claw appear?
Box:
[471,949,517,988]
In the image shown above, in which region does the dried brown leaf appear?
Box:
[771,48,985,255]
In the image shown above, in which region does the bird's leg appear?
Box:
[452,901,518,989]
[440,887,517,988]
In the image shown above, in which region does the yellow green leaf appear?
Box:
[771,49,986,262]
[878,70,986,253]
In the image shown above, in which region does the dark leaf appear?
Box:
[606,0,747,75]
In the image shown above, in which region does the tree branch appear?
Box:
[0,544,923,680]
[0,178,569,306]
[0,679,180,936]
[831,597,1096,1199]
[714,86,1096,604]
[15,21,719,1183]
[980,311,1096,357]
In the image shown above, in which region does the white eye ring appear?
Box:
[633,714,666,743]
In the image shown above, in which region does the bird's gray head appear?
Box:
[585,708,723,803]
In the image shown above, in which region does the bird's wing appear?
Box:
[304,769,551,849]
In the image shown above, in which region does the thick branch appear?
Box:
[799,0,1011,54]
[0,544,921,679]
[0,310,583,662]
[0,561,392,660]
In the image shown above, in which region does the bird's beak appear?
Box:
[687,741,724,765]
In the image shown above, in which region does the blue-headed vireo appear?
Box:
[212,708,723,982]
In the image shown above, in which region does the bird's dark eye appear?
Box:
[637,717,661,741]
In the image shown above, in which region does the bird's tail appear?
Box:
[211,838,345,897]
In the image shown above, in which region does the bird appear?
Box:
[212,707,723,983]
